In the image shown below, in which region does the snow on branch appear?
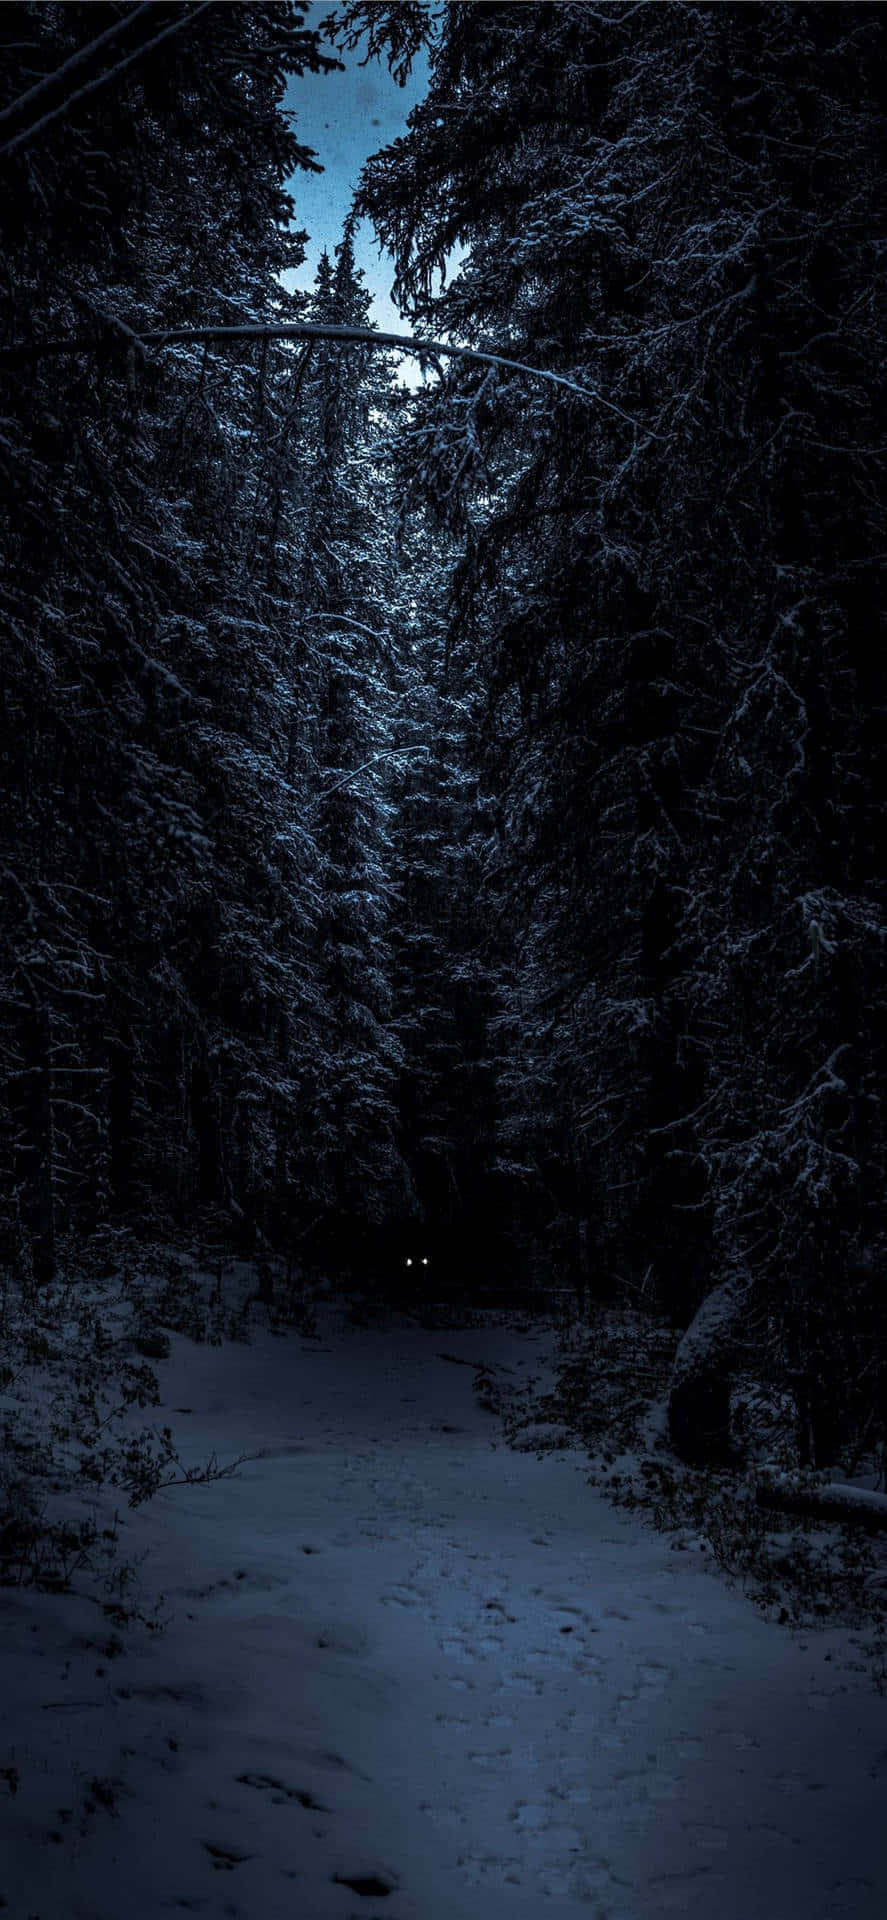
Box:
[0,2,153,131]
[0,320,648,419]
[0,3,214,160]
[756,1469,887,1532]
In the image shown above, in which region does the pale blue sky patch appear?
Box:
[281,7,430,338]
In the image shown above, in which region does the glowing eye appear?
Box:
[405,1257,413,1267]
[422,1257,429,1266]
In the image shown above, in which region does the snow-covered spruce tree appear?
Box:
[382,506,516,1298]
[355,0,716,1319]
[285,230,413,1267]
[626,3,887,1467]
[354,2,887,1460]
[0,3,338,1271]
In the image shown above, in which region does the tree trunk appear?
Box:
[667,1278,747,1466]
[16,1004,55,1284]
[108,1023,134,1204]
[189,1061,219,1204]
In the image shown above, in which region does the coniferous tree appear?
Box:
[0,3,337,1271]
[356,1,887,1455]
[290,231,412,1263]
[386,527,512,1293]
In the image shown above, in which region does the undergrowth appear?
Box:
[0,1230,259,1603]
[509,1305,887,1672]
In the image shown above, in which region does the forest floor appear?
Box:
[2,1277,887,1920]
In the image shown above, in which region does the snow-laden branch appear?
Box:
[756,1469,887,1532]
[0,1,153,130]
[0,319,649,420]
[0,2,214,160]
[310,744,428,812]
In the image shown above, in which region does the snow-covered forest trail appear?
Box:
[3,1310,886,1920]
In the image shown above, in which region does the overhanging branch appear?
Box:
[0,319,649,422]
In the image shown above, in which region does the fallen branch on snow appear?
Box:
[756,1469,887,1532]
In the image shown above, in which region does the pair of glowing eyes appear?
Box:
[404,1256,429,1268]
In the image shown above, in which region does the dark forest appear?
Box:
[2,7,887,1912]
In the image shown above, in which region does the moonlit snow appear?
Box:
[2,1307,885,1918]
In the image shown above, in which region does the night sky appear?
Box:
[282,7,430,334]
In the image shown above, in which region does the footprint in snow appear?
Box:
[497,1672,543,1696]
[524,1646,572,1671]
[419,1801,466,1832]
[203,1842,253,1871]
[314,1626,367,1655]
[638,1661,672,1692]
[331,1865,399,1897]
[457,1851,523,1886]
[440,1636,474,1663]
[682,1822,729,1852]
[235,1772,328,1811]
[510,1800,548,1832]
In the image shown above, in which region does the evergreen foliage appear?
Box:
[2,2,886,1479]
[357,0,887,1459]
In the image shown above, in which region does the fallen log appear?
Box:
[756,1469,887,1532]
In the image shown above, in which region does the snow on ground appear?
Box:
[2,1304,886,1920]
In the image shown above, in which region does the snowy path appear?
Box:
[2,1311,886,1919]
